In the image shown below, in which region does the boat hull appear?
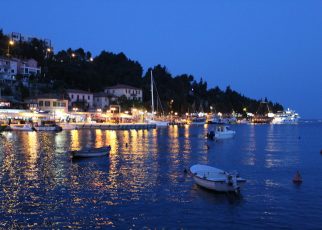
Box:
[147,120,169,127]
[60,123,78,130]
[190,164,246,193]
[215,131,236,139]
[10,125,35,131]
[34,125,62,131]
[193,175,246,192]
[71,146,111,158]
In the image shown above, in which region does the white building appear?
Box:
[25,94,68,113]
[66,89,93,110]
[104,84,142,101]
[0,57,17,83]
[19,59,41,76]
[0,57,41,83]
[93,92,110,110]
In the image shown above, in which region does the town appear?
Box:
[0,30,298,131]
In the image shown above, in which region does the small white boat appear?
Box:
[34,121,63,132]
[71,145,111,158]
[190,164,246,193]
[10,124,35,131]
[207,125,236,140]
[60,123,78,130]
[146,119,169,127]
[188,117,207,125]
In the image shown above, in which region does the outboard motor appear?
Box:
[207,130,215,140]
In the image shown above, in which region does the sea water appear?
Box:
[0,122,321,228]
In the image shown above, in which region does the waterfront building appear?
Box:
[66,89,94,111]
[93,92,110,110]
[104,84,142,102]
[25,94,68,113]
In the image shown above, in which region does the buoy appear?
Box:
[184,168,188,174]
[293,170,302,183]
[320,149,322,154]
[125,143,128,147]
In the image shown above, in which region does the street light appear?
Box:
[7,40,14,57]
[45,48,52,58]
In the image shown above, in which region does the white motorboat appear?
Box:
[190,164,246,193]
[146,118,169,127]
[70,145,111,158]
[271,108,300,124]
[10,124,35,131]
[34,121,63,132]
[60,123,78,130]
[188,116,207,125]
[207,125,236,140]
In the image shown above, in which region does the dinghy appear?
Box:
[70,145,111,159]
[190,164,246,193]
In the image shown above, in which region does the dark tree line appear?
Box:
[0,30,283,114]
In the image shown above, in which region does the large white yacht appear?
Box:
[271,108,300,124]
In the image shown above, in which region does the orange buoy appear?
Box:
[293,170,302,183]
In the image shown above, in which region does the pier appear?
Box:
[62,123,156,130]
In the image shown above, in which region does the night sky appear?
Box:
[2,0,322,118]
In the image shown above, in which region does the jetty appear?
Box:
[61,123,156,130]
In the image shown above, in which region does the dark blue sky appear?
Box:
[2,0,322,118]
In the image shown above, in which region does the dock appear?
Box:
[61,123,156,130]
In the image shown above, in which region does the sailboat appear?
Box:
[251,101,274,124]
[146,70,169,127]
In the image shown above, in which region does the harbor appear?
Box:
[0,122,321,228]
[1,0,321,228]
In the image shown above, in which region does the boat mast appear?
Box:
[150,70,154,120]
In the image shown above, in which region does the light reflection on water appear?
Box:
[0,124,322,228]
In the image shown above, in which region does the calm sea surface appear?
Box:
[0,122,322,229]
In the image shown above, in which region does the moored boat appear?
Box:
[188,116,207,125]
[9,124,35,131]
[207,125,236,140]
[34,121,62,132]
[70,145,111,158]
[60,123,78,130]
[147,71,169,127]
[190,164,246,193]
[271,108,300,124]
